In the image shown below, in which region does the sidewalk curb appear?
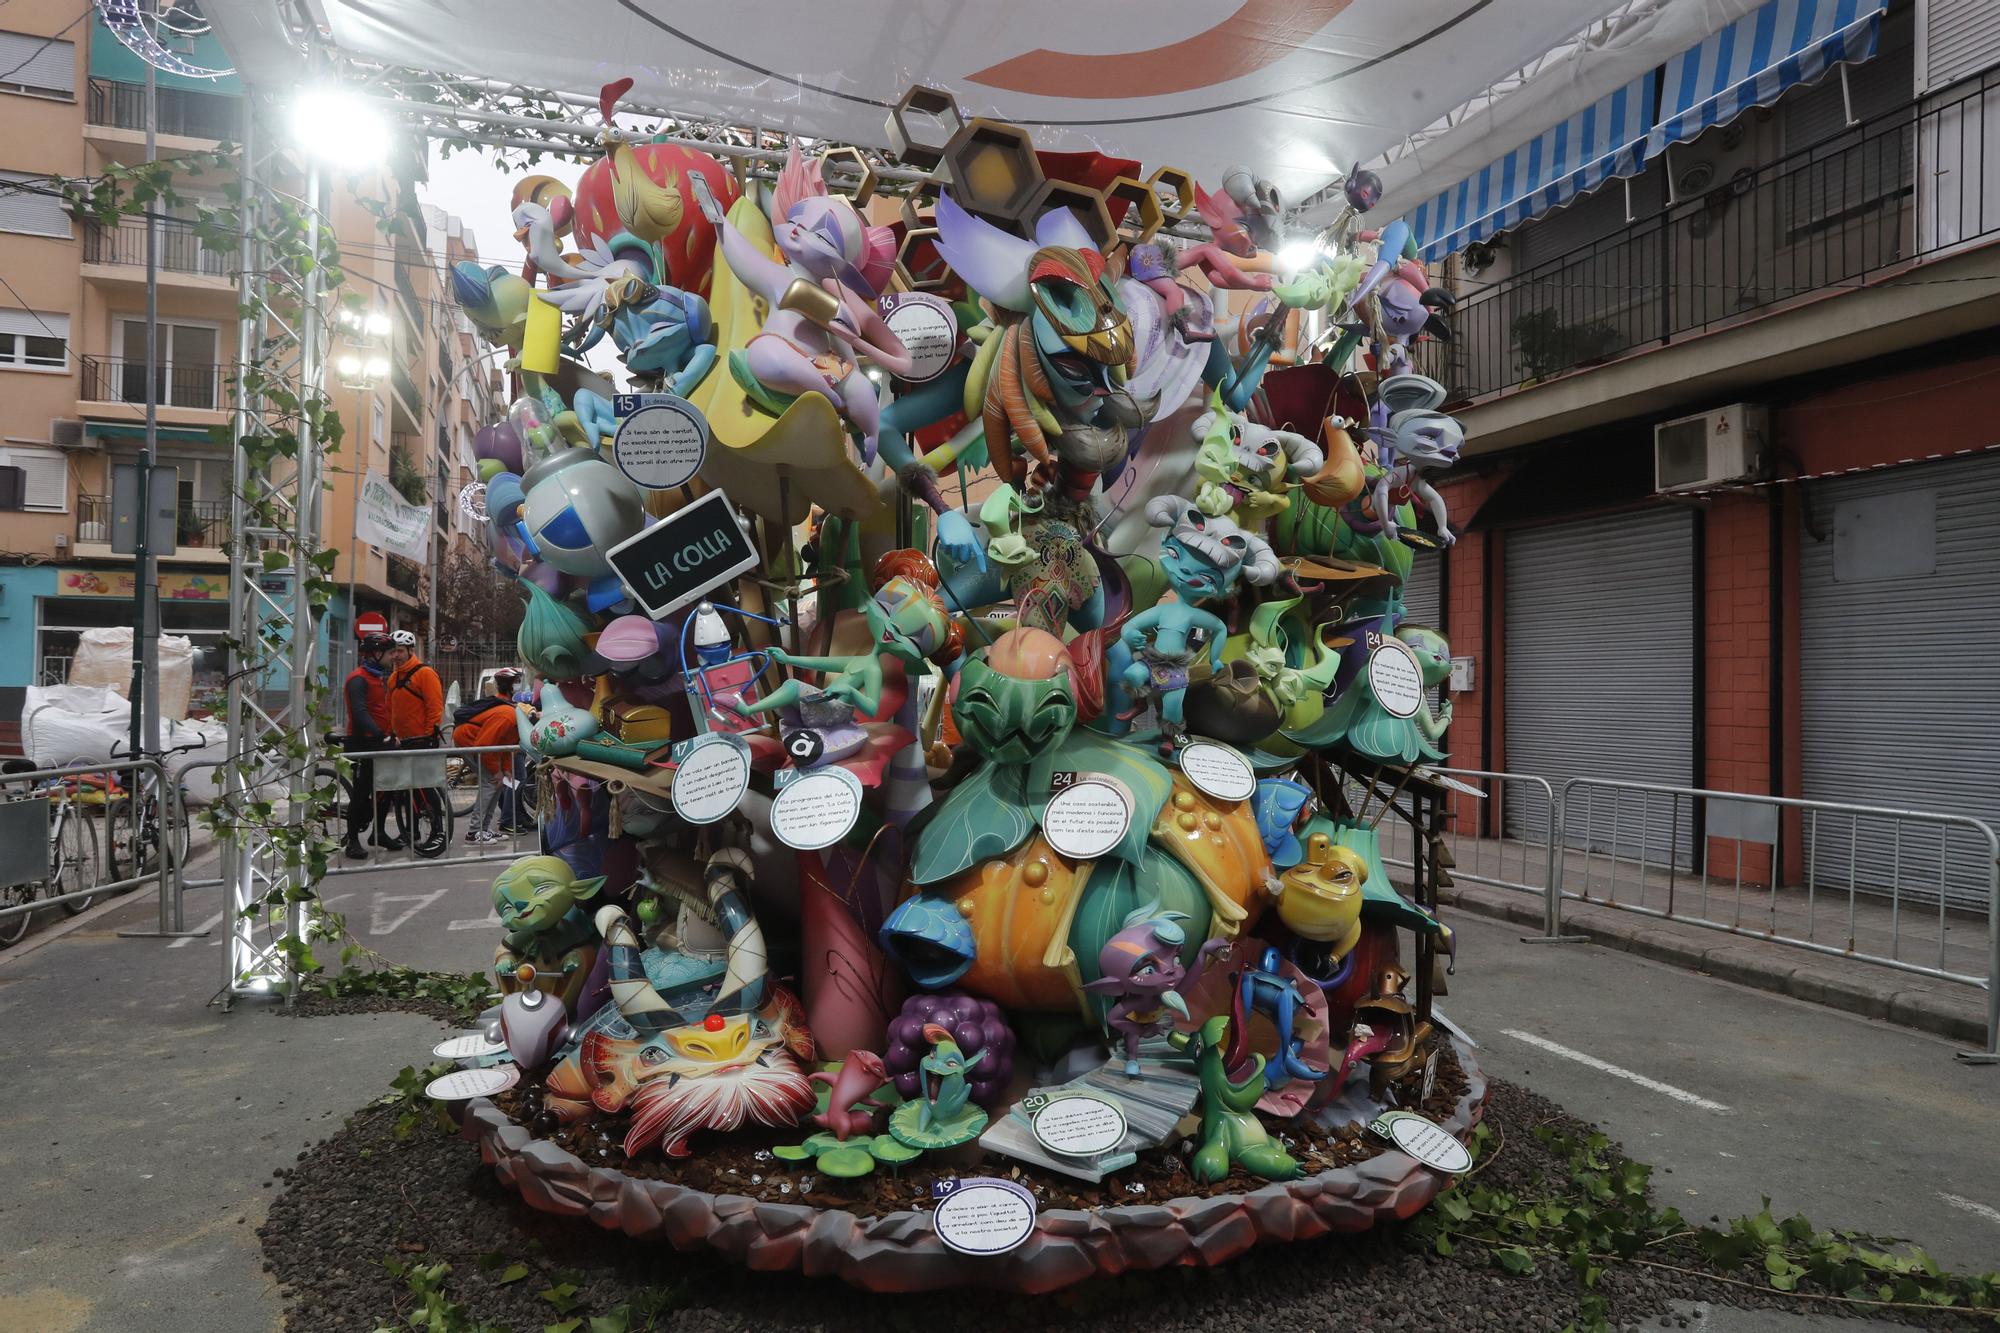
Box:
[1438,882,1988,1047]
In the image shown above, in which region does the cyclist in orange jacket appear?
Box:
[451,668,522,844]
[384,631,444,745]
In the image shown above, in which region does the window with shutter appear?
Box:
[0,308,67,370]
[0,170,71,237]
[1781,8,1917,230]
[0,445,68,511]
[1920,0,2000,92]
[0,31,75,98]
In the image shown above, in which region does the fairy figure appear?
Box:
[691,144,912,462]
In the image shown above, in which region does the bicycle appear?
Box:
[443,753,479,818]
[314,741,452,859]
[0,761,102,947]
[105,739,201,883]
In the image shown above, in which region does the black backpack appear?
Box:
[452,693,512,728]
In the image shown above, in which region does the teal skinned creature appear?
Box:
[887,1024,988,1149]
[490,855,606,1007]
[1184,1014,1302,1184]
[1286,617,1452,766]
[880,626,1275,1015]
[1401,624,1453,749]
[1108,496,1281,751]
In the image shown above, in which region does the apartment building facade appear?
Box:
[0,0,497,737]
[1396,0,2000,899]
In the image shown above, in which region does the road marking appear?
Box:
[369,890,449,935]
[169,910,225,947]
[449,911,503,932]
[175,892,353,947]
[1939,1193,2000,1227]
[1500,1029,1732,1113]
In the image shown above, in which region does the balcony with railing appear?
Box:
[1433,65,2000,407]
[75,493,230,554]
[83,216,231,281]
[80,354,225,413]
[386,555,423,597]
[85,78,239,141]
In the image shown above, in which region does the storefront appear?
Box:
[34,568,231,708]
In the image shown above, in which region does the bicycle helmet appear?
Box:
[359,633,391,654]
[389,629,418,648]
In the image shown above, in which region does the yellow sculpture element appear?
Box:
[1276,831,1367,955]
[686,197,883,527]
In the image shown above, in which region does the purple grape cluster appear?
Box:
[884,990,1016,1107]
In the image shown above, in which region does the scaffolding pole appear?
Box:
[221,91,333,1008]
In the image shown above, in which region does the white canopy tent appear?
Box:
[197,0,1635,200]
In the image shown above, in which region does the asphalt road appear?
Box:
[0,857,1992,1332]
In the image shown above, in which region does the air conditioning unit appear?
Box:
[49,418,85,450]
[1654,403,1769,493]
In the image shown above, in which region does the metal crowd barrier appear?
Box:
[0,757,174,926]
[1377,767,1563,933]
[1556,777,1998,1058]
[320,742,542,876]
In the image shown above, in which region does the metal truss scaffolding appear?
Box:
[221,91,331,1008]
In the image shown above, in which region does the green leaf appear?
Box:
[1494,1246,1535,1276]
[1433,1234,1454,1257]
[498,1263,529,1285]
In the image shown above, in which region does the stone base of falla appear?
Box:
[459,1037,1488,1295]
[979,1038,1201,1183]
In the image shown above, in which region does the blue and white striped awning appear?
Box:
[1407,72,1657,262]
[1647,0,1888,156]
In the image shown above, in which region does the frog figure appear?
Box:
[886,1024,989,1149]
[881,628,1274,1015]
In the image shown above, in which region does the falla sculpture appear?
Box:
[424,77,1483,1293]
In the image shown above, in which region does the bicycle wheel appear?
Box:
[0,879,34,947]
[104,793,145,883]
[445,757,477,818]
[309,764,352,848]
[396,786,451,859]
[55,803,101,916]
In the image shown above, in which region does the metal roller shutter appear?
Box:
[1401,549,1445,715]
[1401,549,1442,628]
[1503,508,1696,861]
[1798,452,2000,906]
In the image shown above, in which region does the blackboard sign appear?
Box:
[605,488,760,620]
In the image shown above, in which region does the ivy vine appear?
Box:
[51,142,399,991]
[1416,1122,2000,1331]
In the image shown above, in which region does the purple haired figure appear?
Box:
[1083,899,1227,1076]
[690,143,912,463]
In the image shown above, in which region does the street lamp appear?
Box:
[336,352,390,390]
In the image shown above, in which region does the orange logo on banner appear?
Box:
[966,0,1353,98]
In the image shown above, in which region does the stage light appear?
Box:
[290,86,390,168]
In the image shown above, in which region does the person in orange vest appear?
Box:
[452,668,522,844]
[384,630,445,746]
[380,630,446,852]
[341,632,391,860]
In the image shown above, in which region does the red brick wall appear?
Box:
[1424,354,2000,885]
[1434,473,1502,832]
[1703,493,1776,879]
